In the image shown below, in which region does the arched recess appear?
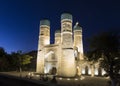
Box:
[85,66,89,75]
[74,47,79,61]
[44,51,57,74]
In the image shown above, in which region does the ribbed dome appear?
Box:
[55,30,61,33]
[40,20,50,26]
[74,25,82,30]
[61,13,72,20]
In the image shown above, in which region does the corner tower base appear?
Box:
[61,48,76,77]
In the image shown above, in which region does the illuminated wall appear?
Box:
[74,25,84,60]
[44,45,58,74]
[55,30,61,44]
[36,13,105,77]
[61,49,76,77]
[61,13,73,48]
[36,20,50,73]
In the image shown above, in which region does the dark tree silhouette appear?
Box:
[0,47,9,71]
[0,48,32,72]
[87,31,120,86]
[11,51,32,72]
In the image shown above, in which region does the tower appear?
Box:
[55,30,61,44]
[74,23,84,76]
[36,20,50,73]
[61,13,73,48]
[74,23,84,60]
[60,13,76,77]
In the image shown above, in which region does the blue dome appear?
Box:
[61,13,72,20]
[40,20,50,26]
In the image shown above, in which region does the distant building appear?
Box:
[36,13,105,77]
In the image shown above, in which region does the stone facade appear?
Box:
[36,13,106,77]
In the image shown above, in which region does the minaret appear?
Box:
[55,30,61,44]
[38,20,50,49]
[74,22,84,60]
[36,20,50,73]
[61,13,73,48]
[60,13,76,77]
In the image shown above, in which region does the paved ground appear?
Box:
[57,76,110,86]
[0,72,110,86]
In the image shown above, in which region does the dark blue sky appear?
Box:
[0,0,120,53]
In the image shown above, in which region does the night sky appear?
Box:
[0,0,120,53]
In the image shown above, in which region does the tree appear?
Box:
[10,52,20,71]
[20,54,32,71]
[25,50,37,71]
[87,31,120,86]
[0,47,9,71]
[0,47,32,72]
[10,51,32,72]
[17,51,32,72]
[0,47,6,56]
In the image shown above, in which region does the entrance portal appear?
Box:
[50,67,57,75]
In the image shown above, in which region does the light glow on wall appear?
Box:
[44,67,47,73]
[75,78,78,80]
[67,78,70,80]
[80,76,85,80]
[88,68,91,74]
[36,75,40,77]
[44,39,49,45]
[82,68,85,74]
[44,64,51,73]
[59,78,62,80]
[95,68,98,75]
[102,69,106,75]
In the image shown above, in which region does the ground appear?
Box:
[0,71,110,86]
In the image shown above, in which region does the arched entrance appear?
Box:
[50,67,57,75]
[98,67,102,76]
[85,66,88,75]
[44,51,58,75]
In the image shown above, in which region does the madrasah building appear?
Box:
[36,13,106,77]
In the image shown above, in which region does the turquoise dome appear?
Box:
[74,25,82,30]
[40,20,50,26]
[61,13,72,20]
[55,30,61,33]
